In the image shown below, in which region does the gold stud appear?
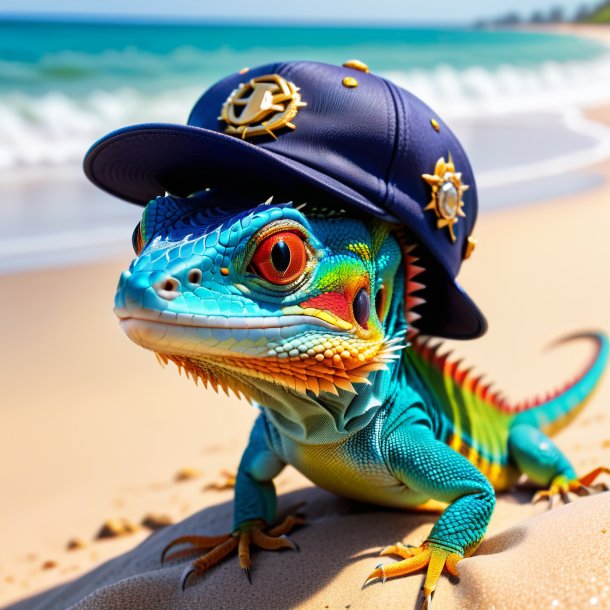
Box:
[238,67,249,74]
[342,76,358,88]
[220,267,230,276]
[342,59,369,73]
[464,236,477,259]
[431,118,440,132]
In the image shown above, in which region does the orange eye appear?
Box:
[250,230,308,285]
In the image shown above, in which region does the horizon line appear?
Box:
[0,11,475,28]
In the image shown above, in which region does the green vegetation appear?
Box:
[474,1,610,27]
[582,2,610,23]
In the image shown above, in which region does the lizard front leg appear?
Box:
[367,422,495,608]
[163,415,303,587]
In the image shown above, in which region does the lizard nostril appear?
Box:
[188,269,202,285]
[153,277,181,300]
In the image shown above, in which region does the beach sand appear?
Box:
[2,34,610,610]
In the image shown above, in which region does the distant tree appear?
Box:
[472,19,489,29]
[472,0,610,26]
[574,5,592,21]
[495,11,522,25]
[589,2,610,22]
[548,6,565,21]
[530,10,546,22]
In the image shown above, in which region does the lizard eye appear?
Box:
[375,284,388,322]
[132,222,144,255]
[353,287,370,327]
[250,230,308,285]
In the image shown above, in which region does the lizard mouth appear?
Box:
[114,306,341,358]
[114,306,339,331]
[114,305,404,399]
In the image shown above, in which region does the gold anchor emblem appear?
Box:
[219,74,306,140]
[422,154,469,243]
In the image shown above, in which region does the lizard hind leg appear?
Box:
[508,424,609,507]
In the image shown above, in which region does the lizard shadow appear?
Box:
[7,482,560,610]
[472,524,528,557]
[6,486,444,610]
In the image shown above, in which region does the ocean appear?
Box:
[1,19,610,272]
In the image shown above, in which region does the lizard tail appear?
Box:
[512,331,608,435]
[410,331,608,438]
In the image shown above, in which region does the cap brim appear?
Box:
[84,123,487,339]
[84,123,396,220]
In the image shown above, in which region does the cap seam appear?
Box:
[278,61,298,79]
[379,78,405,209]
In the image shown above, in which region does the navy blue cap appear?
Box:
[84,60,487,339]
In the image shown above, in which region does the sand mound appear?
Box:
[6,490,609,610]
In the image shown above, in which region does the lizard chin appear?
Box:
[117,314,404,402]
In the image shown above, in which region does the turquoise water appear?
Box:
[1,19,610,271]
[0,20,604,95]
[1,18,610,170]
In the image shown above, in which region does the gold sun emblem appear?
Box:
[219,73,306,140]
[421,154,469,243]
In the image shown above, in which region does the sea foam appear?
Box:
[1,51,610,171]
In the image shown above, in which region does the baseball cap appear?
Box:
[84,60,487,339]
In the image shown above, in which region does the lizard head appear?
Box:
[115,192,422,405]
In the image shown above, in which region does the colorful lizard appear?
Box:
[113,190,608,608]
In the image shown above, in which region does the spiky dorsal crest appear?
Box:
[411,334,601,416]
[392,230,427,341]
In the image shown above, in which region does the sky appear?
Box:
[0,0,600,24]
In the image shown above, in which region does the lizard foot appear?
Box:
[533,466,609,509]
[161,515,304,588]
[364,542,462,608]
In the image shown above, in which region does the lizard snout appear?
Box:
[152,277,181,301]
[114,269,178,314]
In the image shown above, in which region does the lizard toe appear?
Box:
[163,515,304,590]
[533,467,609,509]
[365,542,462,604]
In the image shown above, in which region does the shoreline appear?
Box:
[514,22,610,46]
[3,93,610,276]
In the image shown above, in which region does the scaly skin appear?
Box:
[115,192,609,608]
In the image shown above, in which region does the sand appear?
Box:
[518,22,610,45]
[2,28,610,610]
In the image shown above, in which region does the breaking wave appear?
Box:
[2,48,610,170]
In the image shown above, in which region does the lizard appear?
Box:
[113,189,609,608]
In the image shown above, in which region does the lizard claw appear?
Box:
[278,534,299,552]
[533,467,609,508]
[364,542,462,606]
[362,563,387,587]
[162,515,304,590]
[421,589,434,610]
[180,566,196,591]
